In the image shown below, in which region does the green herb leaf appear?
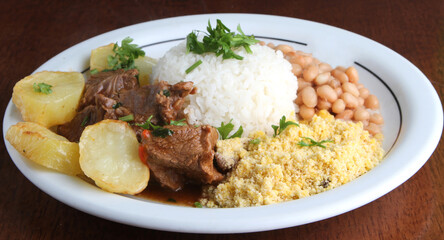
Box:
[185,60,203,74]
[249,138,261,144]
[272,116,299,137]
[33,82,53,94]
[135,115,155,130]
[167,198,177,203]
[186,19,259,60]
[90,68,99,75]
[216,119,243,140]
[297,137,333,148]
[81,116,89,127]
[119,114,134,122]
[112,102,122,109]
[162,89,171,97]
[107,37,145,71]
[194,202,203,208]
[169,118,187,126]
[152,128,174,138]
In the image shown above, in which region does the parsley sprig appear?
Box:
[33,82,53,94]
[216,119,243,140]
[186,19,259,60]
[297,137,333,148]
[108,37,145,71]
[272,116,299,137]
[136,115,174,138]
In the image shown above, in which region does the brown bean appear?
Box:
[342,82,360,97]
[354,108,370,121]
[332,99,346,113]
[299,105,315,120]
[332,69,349,83]
[317,85,338,102]
[294,94,303,105]
[290,55,306,68]
[303,64,319,82]
[359,88,370,99]
[335,87,343,96]
[341,92,359,109]
[304,56,314,66]
[275,44,294,55]
[365,94,380,109]
[335,66,346,72]
[319,63,333,73]
[329,78,341,89]
[301,86,317,108]
[317,99,332,110]
[365,123,381,135]
[292,63,302,76]
[358,97,365,106]
[314,72,331,85]
[345,66,359,83]
[336,109,353,120]
[370,113,384,125]
[297,77,312,92]
[355,83,364,89]
[259,41,266,46]
[267,43,275,48]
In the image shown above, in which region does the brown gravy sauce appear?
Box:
[136,181,203,207]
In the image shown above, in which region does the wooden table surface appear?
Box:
[1,0,443,239]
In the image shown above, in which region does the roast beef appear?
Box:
[140,125,224,191]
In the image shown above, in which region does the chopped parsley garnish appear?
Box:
[194,202,203,208]
[297,137,333,148]
[90,68,99,75]
[80,116,89,127]
[185,60,202,74]
[162,89,171,97]
[169,118,187,126]
[33,82,53,94]
[272,116,299,137]
[152,127,174,138]
[186,19,259,60]
[112,102,122,109]
[216,119,243,140]
[167,198,177,203]
[119,114,134,122]
[249,138,261,144]
[108,37,145,71]
[136,115,175,138]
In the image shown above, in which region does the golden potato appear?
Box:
[90,43,114,72]
[79,120,149,194]
[6,122,81,175]
[12,71,85,128]
[134,56,157,86]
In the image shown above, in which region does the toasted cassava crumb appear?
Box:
[201,110,384,208]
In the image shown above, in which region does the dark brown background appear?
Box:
[1,0,443,239]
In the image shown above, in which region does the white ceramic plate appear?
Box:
[3,14,443,233]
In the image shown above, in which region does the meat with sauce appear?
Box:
[140,125,224,191]
[58,69,195,141]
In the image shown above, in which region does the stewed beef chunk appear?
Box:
[140,125,224,191]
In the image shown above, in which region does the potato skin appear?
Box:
[6,122,81,175]
[12,71,85,128]
[79,120,150,195]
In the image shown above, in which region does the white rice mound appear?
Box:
[152,41,298,136]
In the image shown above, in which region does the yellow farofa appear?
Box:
[202,110,384,208]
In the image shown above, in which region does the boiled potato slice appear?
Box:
[90,43,114,72]
[90,43,157,86]
[134,56,157,86]
[79,120,149,194]
[6,122,81,175]
[12,71,85,128]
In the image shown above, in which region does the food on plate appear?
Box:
[89,38,157,86]
[6,19,385,206]
[57,68,195,142]
[79,119,149,194]
[152,21,298,137]
[267,42,384,135]
[12,71,85,127]
[6,122,81,175]
[201,111,384,207]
